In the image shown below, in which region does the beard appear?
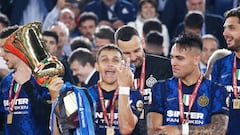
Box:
[228,39,240,51]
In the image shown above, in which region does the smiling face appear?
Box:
[70,60,91,83]
[223,16,240,51]
[117,36,145,68]
[96,49,122,85]
[140,2,157,19]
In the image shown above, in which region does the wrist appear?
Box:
[119,87,130,95]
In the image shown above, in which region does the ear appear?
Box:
[194,55,201,66]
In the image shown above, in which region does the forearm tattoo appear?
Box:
[189,114,228,135]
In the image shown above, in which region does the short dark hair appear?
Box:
[68,48,95,67]
[94,25,115,43]
[138,0,158,13]
[145,31,163,47]
[96,44,123,61]
[225,7,240,22]
[185,11,203,29]
[142,19,162,36]
[70,36,92,51]
[115,25,139,44]
[78,12,98,26]
[42,30,59,44]
[0,25,19,39]
[175,32,202,51]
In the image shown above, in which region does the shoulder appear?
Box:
[214,51,233,64]
[146,54,170,63]
[205,13,224,22]
[152,77,175,89]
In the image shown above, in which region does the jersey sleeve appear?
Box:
[129,89,144,118]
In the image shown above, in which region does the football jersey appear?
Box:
[149,77,228,126]
[0,72,51,135]
[88,85,143,135]
[133,54,172,135]
[211,52,240,135]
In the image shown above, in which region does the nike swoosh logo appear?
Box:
[221,74,231,78]
[166,97,177,101]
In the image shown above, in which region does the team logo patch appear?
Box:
[198,95,209,107]
[136,100,144,112]
[146,75,157,87]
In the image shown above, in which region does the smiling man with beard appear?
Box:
[211,7,240,135]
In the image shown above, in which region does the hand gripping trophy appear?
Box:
[2,22,95,135]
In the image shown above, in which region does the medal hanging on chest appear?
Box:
[7,78,22,124]
[7,112,13,124]
[232,56,240,109]
[97,82,118,135]
[106,126,115,135]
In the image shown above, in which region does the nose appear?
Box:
[223,28,228,38]
[171,57,176,66]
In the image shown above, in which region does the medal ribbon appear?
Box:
[232,56,240,98]
[8,78,22,112]
[135,57,145,96]
[178,75,203,123]
[97,82,118,126]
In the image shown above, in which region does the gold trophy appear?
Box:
[2,22,64,86]
[2,22,83,130]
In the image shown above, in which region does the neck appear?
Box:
[15,61,28,73]
[235,51,240,59]
[99,81,118,92]
[180,70,202,86]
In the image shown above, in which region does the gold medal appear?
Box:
[106,127,115,135]
[233,99,240,109]
[7,112,13,124]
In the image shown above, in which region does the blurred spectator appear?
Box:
[206,0,237,17]
[142,19,170,56]
[70,36,92,51]
[200,34,219,73]
[160,0,187,40]
[0,0,56,25]
[68,48,99,88]
[42,0,82,38]
[174,10,204,37]
[77,12,98,48]
[42,30,75,84]
[188,0,226,48]
[84,0,136,30]
[174,0,226,49]
[145,31,164,56]
[49,21,70,60]
[92,25,115,58]
[128,0,169,39]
